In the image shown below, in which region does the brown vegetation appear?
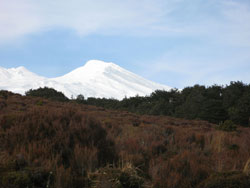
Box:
[0,90,250,187]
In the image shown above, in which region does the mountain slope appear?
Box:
[0,60,171,99]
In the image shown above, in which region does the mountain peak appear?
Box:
[16,66,27,71]
[12,66,29,73]
[55,60,124,85]
[85,59,108,66]
[84,60,119,70]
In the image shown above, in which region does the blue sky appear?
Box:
[0,0,250,88]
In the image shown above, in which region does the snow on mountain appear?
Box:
[0,66,46,94]
[0,60,172,100]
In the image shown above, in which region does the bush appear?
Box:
[0,165,53,188]
[217,120,237,131]
[88,163,144,188]
[0,90,11,99]
[228,144,239,151]
[76,94,85,104]
[197,171,250,188]
[25,87,68,102]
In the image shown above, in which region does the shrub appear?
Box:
[76,94,85,104]
[88,163,144,188]
[25,87,68,102]
[217,120,237,131]
[228,144,239,151]
[197,171,250,188]
[0,165,53,188]
[0,90,11,99]
[243,159,250,176]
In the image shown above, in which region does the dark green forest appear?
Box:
[26,81,250,127]
[71,81,250,127]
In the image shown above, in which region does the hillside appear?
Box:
[1,90,250,188]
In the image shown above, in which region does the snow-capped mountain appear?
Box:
[0,66,46,94]
[0,60,171,100]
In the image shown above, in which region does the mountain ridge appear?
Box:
[0,60,171,99]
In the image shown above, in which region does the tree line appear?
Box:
[26,81,250,126]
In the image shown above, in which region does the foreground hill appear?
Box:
[0,60,171,99]
[0,91,250,188]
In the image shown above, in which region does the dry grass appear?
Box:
[0,91,250,187]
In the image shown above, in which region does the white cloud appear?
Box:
[0,0,167,42]
[0,0,41,42]
[0,0,250,48]
[219,1,250,47]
